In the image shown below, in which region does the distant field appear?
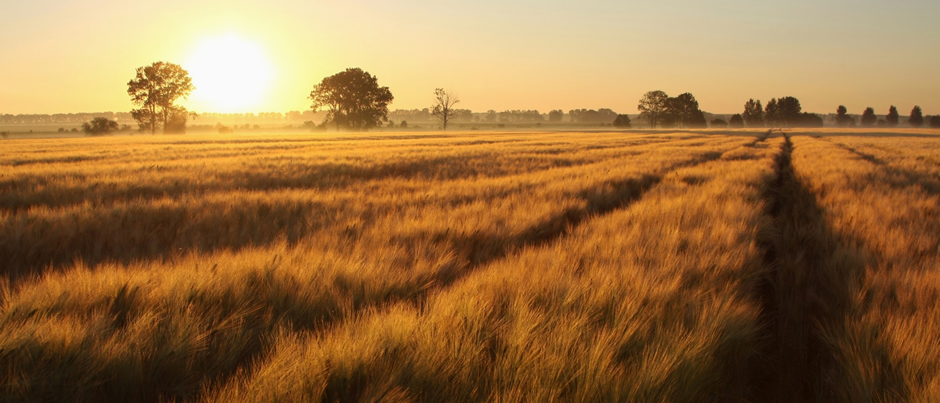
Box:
[1,129,938,402]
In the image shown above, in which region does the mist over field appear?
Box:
[3,0,940,401]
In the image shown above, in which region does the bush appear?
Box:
[930,115,940,128]
[710,119,728,128]
[613,114,632,128]
[82,117,119,136]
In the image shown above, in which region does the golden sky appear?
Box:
[2,0,938,115]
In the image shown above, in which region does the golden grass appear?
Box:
[1,129,937,402]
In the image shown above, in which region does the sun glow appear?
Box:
[185,33,275,113]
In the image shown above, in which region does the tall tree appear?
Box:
[127,61,194,134]
[309,68,394,131]
[860,107,877,126]
[835,105,851,127]
[637,90,669,129]
[886,105,899,127]
[764,99,779,127]
[909,106,924,127]
[431,88,459,130]
[742,99,764,127]
[776,96,802,126]
[667,93,706,128]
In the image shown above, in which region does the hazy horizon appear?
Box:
[2,0,939,116]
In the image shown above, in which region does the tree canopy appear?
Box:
[637,90,669,129]
[309,68,394,131]
[729,114,744,128]
[860,107,877,126]
[835,105,854,127]
[613,114,632,128]
[82,117,119,136]
[886,106,899,127]
[127,61,194,134]
[742,99,764,127]
[909,106,924,127]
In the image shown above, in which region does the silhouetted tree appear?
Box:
[485,110,497,122]
[399,120,408,128]
[742,99,764,127]
[666,93,707,128]
[765,97,802,127]
[613,114,631,128]
[548,110,564,122]
[82,117,119,136]
[728,114,744,128]
[638,90,669,129]
[431,88,459,130]
[929,115,940,128]
[764,99,779,127]
[309,68,394,131]
[710,119,728,128]
[860,107,877,126]
[127,61,194,134]
[909,106,924,127]
[796,113,824,128]
[886,106,899,127]
[835,105,853,127]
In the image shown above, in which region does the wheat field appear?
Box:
[1,129,937,402]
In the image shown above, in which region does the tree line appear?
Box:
[40,61,940,135]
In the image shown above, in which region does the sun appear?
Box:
[185,33,275,113]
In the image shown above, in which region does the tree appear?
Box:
[835,105,852,127]
[548,110,564,122]
[431,88,459,130]
[710,119,728,128]
[667,93,706,128]
[909,106,924,127]
[729,114,744,128]
[765,97,802,127]
[637,90,669,129]
[764,99,779,127]
[929,115,940,128]
[613,114,632,128]
[742,99,764,127]
[309,68,394,131]
[127,61,194,134]
[82,117,119,136]
[860,107,877,126]
[886,106,899,127]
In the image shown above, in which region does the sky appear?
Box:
[1,0,938,115]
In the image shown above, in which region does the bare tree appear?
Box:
[431,88,459,130]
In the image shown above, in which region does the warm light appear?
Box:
[185,33,274,113]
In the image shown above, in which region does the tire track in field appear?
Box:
[753,134,865,401]
[826,140,940,196]
[188,148,733,402]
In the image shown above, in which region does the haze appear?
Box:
[2,0,938,115]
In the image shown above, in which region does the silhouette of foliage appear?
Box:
[710,118,728,128]
[612,114,632,128]
[929,115,940,128]
[637,90,669,129]
[82,117,119,136]
[569,109,617,124]
[860,107,877,127]
[765,97,802,127]
[835,105,854,127]
[742,99,764,127]
[548,110,564,122]
[309,68,394,131]
[728,114,744,128]
[908,106,924,127]
[127,62,194,134]
[886,106,899,127]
